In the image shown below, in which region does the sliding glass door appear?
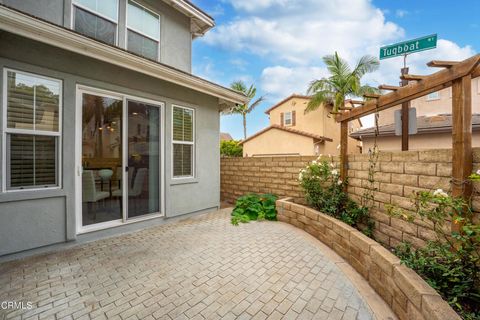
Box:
[78,88,162,230]
[127,100,160,219]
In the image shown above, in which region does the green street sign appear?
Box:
[380,34,437,60]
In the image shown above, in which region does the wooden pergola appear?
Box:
[337,54,480,228]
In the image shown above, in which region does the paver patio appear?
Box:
[0,209,379,320]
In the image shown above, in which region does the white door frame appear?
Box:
[75,84,165,235]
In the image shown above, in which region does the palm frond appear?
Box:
[351,55,379,79]
[247,96,265,113]
[230,80,247,94]
[323,52,351,79]
[305,91,332,113]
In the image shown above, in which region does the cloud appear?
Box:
[395,9,409,18]
[260,66,328,102]
[202,0,404,65]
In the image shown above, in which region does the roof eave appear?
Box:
[162,0,215,36]
[0,5,246,105]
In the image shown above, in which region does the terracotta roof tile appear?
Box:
[240,124,332,145]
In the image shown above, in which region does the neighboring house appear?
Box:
[241,95,362,157]
[0,0,247,257]
[220,132,233,141]
[351,114,480,151]
[351,78,480,152]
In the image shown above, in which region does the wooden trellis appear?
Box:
[337,54,480,231]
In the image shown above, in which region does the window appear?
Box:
[426,91,440,101]
[3,70,62,190]
[172,105,194,178]
[73,0,118,45]
[127,1,160,60]
[284,111,292,126]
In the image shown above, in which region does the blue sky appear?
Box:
[191,0,479,140]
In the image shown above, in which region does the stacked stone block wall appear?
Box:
[276,198,461,320]
[221,148,480,249]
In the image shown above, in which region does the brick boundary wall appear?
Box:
[276,198,461,320]
[221,148,480,249]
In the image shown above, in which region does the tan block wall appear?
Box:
[276,199,461,320]
[221,148,480,249]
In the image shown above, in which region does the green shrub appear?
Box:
[388,190,480,319]
[220,140,243,157]
[231,193,277,225]
[299,157,372,234]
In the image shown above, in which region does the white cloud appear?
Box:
[203,0,404,65]
[395,9,409,18]
[260,66,328,102]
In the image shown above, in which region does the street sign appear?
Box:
[380,34,437,60]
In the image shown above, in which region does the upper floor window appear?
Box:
[127,1,160,60]
[426,91,440,101]
[73,0,119,45]
[284,111,293,126]
[3,69,62,190]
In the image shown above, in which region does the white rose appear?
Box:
[433,189,448,198]
[331,169,338,176]
[477,169,480,175]
[337,180,343,185]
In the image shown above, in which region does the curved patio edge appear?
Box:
[276,198,461,320]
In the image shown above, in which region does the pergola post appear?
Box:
[340,121,348,183]
[451,75,473,232]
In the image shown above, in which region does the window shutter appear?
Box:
[292,110,296,126]
[280,112,284,126]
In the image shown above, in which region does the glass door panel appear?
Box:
[81,93,123,226]
[127,100,160,218]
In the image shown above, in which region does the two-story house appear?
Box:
[0,0,248,258]
[351,78,480,152]
[241,95,361,157]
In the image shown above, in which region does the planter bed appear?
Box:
[276,197,461,320]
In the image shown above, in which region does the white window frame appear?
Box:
[126,0,161,61]
[2,68,63,192]
[171,105,195,179]
[71,0,120,46]
[284,111,292,126]
[426,91,440,101]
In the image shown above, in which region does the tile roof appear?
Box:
[240,124,332,145]
[350,114,480,139]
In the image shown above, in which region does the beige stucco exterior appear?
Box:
[362,132,480,152]
[242,128,316,156]
[356,78,480,153]
[242,96,362,157]
[377,78,480,126]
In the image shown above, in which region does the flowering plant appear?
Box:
[387,189,480,318]
[299,156,371,233]
[469,169,480,181]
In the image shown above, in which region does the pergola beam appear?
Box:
[427,60,459,68]
[336,54,480,122]
[378,84,400,91]
[400,74,426,81]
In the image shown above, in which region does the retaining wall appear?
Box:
[221,148,480,249]
[276,198,461,320]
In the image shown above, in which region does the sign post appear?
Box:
[379,34,437,150]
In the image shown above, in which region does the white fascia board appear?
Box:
[0,6,246,105]
[165,0,214,35]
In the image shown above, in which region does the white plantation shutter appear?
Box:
[5,70,61,190]
[172,106,194,177]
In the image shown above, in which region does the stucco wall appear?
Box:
[1,0,192,72]
[0,32,219,256]
[243,128,315,156]
[377,78,480,126]
[361,132,480,152]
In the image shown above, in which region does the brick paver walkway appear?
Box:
[0,209,374,320]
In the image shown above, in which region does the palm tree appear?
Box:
[228,81,265,140]
[306,52,380,114]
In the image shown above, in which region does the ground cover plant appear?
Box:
[388,189,480,319]
[298,156,373,235]
[231,193,277,225]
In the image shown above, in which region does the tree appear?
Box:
[227,81,265,140]
[306,52,380,114]
[220,140,243,157]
